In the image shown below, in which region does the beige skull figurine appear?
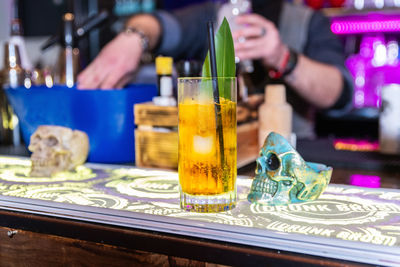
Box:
[28,125,89,177]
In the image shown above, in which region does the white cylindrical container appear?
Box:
[258,84,293,148]
[379,84,400,155]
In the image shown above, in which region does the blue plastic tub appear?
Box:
[5,84,157,163]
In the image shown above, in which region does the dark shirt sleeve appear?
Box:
[304,11,353,111]
[154,2,218,60]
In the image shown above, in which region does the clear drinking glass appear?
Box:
[178,77,237,212]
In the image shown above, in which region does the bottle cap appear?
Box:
[265,84,286,104]
[156,56,173,75]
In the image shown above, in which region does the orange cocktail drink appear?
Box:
[178,77,237,212]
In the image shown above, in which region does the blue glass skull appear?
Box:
[248,132,332,205]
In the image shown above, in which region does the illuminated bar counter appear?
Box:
[0,154,399,266]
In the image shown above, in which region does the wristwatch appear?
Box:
[123,27,150,52]
[283,49,298,77]
[268,48,299,79]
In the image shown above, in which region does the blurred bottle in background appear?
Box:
[346,35,400,110]
[346,35,383,109]
[176,60,201,78]
[54,13,80,88]
[386,39,399,66]
[1,43,25,89]
[8,0,32,72]
[345,0,400,9]
[217,0,254,73]
[153,56,176,106]
[379,84,400,155]
[0,42,23,146]
[302,0,400,9]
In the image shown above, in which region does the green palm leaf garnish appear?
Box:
[202,18,236,99]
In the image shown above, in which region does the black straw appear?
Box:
[207,21,220,103]
[207,21,225,167]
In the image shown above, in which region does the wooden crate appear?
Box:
[237,121,259,168]
[134,102,177,127]
[135,129,178,169]
[134,102,178,169]
[134,102,259,169]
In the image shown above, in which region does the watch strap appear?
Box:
[283,49,298,77]
[123,27,150,52]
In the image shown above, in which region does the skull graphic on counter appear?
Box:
[248,132,332,205]
[28,125,89,177]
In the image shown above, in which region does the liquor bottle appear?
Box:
[0,42,23,145]
[9,0,32,71]
[55,13,80,88]
[379,84,400,155]
[176,60,201,78]
[258,84,292,147]
[1,42,25,89]
[153,56,176,106]
[217,0,254,73]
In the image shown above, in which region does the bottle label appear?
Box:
[160,76,173,96]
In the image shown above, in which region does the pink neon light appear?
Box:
[332,20,400,34]
[350,174,381,188]
[333,138,379,152]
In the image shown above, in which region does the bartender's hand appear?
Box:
[232,14,288,70]
[233,13,343,109]
[77,14,161,90]
[77,33,143,90]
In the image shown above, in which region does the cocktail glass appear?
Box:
[178,77,237,212]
